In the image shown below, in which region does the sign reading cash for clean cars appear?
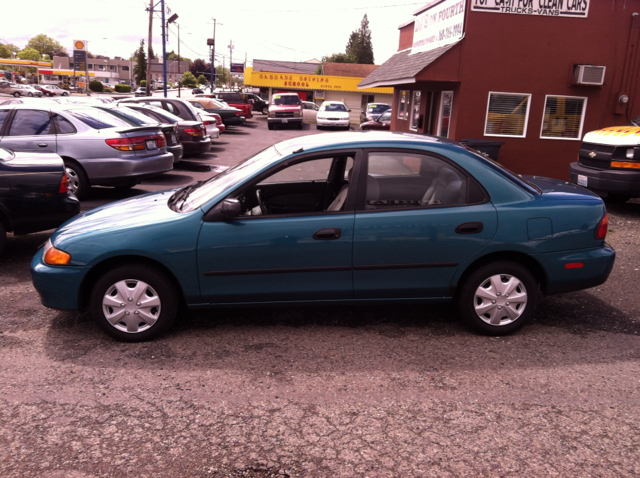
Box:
[471,0,590,18]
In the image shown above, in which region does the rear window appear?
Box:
[64,107,132,129]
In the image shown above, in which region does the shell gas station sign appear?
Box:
[245,67,392,94]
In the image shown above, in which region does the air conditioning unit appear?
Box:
[315,90,325,99]
[574,65,606,85]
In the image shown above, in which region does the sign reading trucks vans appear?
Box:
[471,0,590,18]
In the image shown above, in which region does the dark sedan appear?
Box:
[115,103,212,157]
[360,109,392,131]
[188,98,246,126]
[0,147,79,255]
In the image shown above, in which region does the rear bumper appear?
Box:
[167,144,183,163]
[570,161,640,197]
[222,116,246,126]
[539,244,616,295]
[82,152,174,186]
[183,137,212,155]
[13,194,80,235]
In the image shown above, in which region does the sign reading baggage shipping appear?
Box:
[411,0,466,55]
[471,0,590,18]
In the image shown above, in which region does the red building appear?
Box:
[359,0,640,180]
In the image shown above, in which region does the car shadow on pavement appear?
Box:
[39,288,640,374]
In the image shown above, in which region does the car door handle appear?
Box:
[455,222,484,234]
[38,143,48,148]
[313,228,342,240]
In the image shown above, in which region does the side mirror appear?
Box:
[221,198,242,218]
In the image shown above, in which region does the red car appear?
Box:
[360,109,391,131]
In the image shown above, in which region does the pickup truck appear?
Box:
[267,92,303,130]
[211,91,253,119]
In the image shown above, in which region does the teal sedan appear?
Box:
[31,132,615,341]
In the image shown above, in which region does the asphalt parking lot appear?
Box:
[1,115,639,477]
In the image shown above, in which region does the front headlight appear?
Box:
[43,239,71,265]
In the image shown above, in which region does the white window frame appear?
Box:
[484,91,532,138]
[539,95,587,141]
[437,91,454,138]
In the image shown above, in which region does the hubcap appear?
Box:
[102,279,161,333]
[473,273,527,326]
[65,167,80,194]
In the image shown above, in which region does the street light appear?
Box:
[167,13,180,97]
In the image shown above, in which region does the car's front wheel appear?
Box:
[457,261,538,335]
[27,92,33,97]
[64,160,89,200]
[90,264,178,341]
[62,91,69,96]
[12,92,20,97]
[262,106,268,115]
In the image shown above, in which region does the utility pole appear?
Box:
[146,0,153,96]
[208,19,220,92]
[167,13,179,97]
[228,40,234,89]
[161,0,167,98]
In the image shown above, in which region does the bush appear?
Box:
[140,80,146,87]
[114,84,131,93]
[89,80,103,92]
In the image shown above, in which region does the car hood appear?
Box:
[523,175,602,199]
[53,189,184,242]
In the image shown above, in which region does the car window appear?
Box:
[8,110,53,136]
[53,114,77,134]
[99,107,157,126]
[0,109,9,130]
[378,111,392,122]
[363,152,479,210]
[259,157,335,184]
[324,104,347,112]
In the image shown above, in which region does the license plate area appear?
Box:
[577,174,588,187]
[146,139,158,150]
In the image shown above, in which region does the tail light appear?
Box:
[59,173,69,194]
[184,124,204,137]
[595,212,608,240]
[105,133,166,151]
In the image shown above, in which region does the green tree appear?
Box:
[181,71,197,87]
[0,44,12,59]
[197,74,207,86]
[319,14,374,67]
[346,15,374,64]
[132,40,147,84]
[26,34,67,59]
[215,65,229,87]
[17,48,42,61]
[168,51,191,62]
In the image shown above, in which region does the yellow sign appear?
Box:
[74,40,87,51]
[245,67,393,94]
[0,59,51,68]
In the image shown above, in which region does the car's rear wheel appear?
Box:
[458,261,538,335]
[62,91,69,96]
[28,92,33,97]
[64,160,90,200]
[12,92,20,97]
[90,264,178,342]
[262,106,268,115]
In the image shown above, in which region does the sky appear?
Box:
[1,0,426,67]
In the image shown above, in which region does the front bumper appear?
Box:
[569,161,640,197]
[317,118,350,127]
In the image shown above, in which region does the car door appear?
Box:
[197,152,359,304]
[0,108,57,153]
[352,150,498,299]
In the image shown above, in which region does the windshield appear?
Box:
[368,104,389,114]
[378,111,391,121]
[171,145,282,212]
[323,103,347,112]
[273,95,300,106]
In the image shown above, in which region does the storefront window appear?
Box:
[484,92,531,138]
[398,90,409,120]
[438,91,453,138]
[540,95,587,140]
[410,91,422,131]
